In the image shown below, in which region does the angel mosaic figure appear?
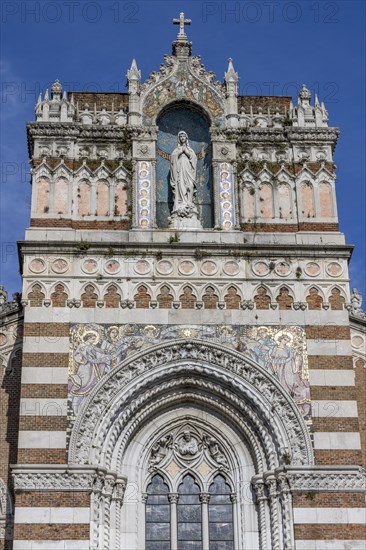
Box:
[68,330,111,415]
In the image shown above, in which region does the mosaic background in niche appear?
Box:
[67,323,311,443]
[156,106,213,228]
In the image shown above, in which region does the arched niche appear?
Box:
[156,102,213,228]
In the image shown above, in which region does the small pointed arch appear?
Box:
[27,283,45,307]
[179,285,197,309]
[103,284,121,308]
[77,179,91,216]
[202,285,219,309]
[300,181,315,218]
[53,176,69,214]
[277,182,292,219]
[329,287,346,310]
[50,282,68,307]
[157,285,174,309]
[96,179,110,216]
[35,177,50,214]
[114,180,127,216]
[254,285,271,310]
[146,472,171,495]
[134,285,151,308]
[259,182,273,219]
[306,286,324,310]
[224,285,241,309]
[319,181,333,217]
[81,284,98,308]
[276,286,294,310]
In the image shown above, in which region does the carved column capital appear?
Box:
[199,492,211,504]
[253,480,267,501]
[230,492,238,504]
[168,492,179,504]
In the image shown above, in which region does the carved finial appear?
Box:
[127,59,141,96]
[0,286,8,306]
[127,59,141,81]
[173,12,191,39]
[224,57,239,83]
[314,93,320,107]
[44,89,49,101]
[51,79,62,100]
[298,83,311,105]
[172,12,192,57]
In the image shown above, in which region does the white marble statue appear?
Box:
[169,130,202,228]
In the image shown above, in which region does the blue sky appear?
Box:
[1,0,365,299]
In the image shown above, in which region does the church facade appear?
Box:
[1,15,365,550]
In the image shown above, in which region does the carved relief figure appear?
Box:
[176,430,199,456]
[203,435,229,468]
[170,131,200,224]
[149,434,173,468]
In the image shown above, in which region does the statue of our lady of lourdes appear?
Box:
[169,130,202,229]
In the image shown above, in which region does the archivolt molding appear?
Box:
[69,340,314,468]
[111,384,270,473]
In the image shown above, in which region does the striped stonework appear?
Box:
[2,23,365,550]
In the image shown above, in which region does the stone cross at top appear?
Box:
[173,12,191,38]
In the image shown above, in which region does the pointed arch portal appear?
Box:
[68,339,314,549]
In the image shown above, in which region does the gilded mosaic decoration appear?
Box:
[68,323,311,441]
[143,68,224,124]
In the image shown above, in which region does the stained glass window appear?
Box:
[146,474,170,550]
[177,474,202,550]
[208,475,234,550]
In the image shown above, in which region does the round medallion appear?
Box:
[351,335,364,349]
[104,259,121,274]
[134,260,151,275]
[51,258,68,274]
[201,261,218,276]
[252,261,270,276]
[178,260,195,275]
[0,333,7,346]
[156,260,174,275]
[326,262,343,277]
[304,262,321,277]
[82,259,98,274]
[223,261,240,276]
[275,261,291,277]
[29,258,46,273]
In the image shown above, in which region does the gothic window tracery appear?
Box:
[145,426,235,550]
